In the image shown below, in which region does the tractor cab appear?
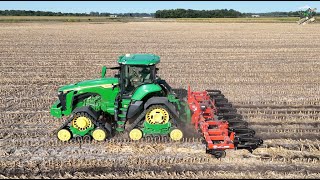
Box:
[117,54,159,96]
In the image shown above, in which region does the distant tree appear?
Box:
[100,12,110,16]
[89,11,100,16]
[154,8,244,18]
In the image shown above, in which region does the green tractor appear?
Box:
[51,53,263,158]
[298,7,317,25]
[51,54,190,142]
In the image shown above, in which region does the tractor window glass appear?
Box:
[124,66,153,93]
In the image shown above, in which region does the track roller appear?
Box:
[57,129,72,142]
[92,128,107,141]
[170,129,183,141]
[129,128,143,140]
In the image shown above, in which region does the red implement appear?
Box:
[187,86,235,152]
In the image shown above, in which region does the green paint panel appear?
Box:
[118,54,160,65]
[70,125,94,137]
[50,77,120,118]
[131,84,162,100]
[141,121,172,135]
[50,100,62,118]
[59,78,119,92]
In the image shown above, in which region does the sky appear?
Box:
[0,1,319,14]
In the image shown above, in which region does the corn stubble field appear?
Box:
[0,22,320,179]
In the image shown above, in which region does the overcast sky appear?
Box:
[0,1,319,13]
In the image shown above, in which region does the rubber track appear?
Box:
[55,111,107,141]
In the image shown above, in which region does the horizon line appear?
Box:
[0,8,306,14]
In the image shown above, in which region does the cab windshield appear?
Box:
[122,65,155,94]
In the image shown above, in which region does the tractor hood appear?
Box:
[58,78,119,93]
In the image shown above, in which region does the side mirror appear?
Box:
[101,66,107,78]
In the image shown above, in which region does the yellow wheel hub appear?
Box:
[129,128,143,140]
[92,128,107,141]
[72,116,92,131]
[170,129,183,141]
[146,107,169,124]
[57,129,71,142]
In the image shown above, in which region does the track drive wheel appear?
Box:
[72,112,94,131]
[92,128,107,141]
[145,105,170,124]
[57,128,72,142]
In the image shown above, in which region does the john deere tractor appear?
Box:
[50,53,263,158]
[298,7,317,25]
[51,54,190,142]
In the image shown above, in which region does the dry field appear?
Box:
[0,22,320,179]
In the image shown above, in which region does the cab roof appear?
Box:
[117,54,160,65]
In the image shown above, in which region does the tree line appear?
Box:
[0,10,154,17]
[0,9,318,18]
[0,10,91,16]
[155,9,243,18]
[243,11,318,17]
[155,9,319,18]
